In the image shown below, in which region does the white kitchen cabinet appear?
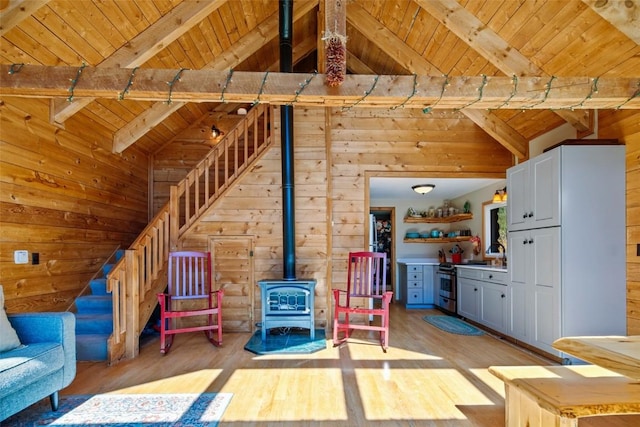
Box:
[400,264,435,309]
[507,149,560,232]
[508,227,560,354]
[481,281,507,333]
[458,267,508,333]
[506,145,626,361]
[458,277,480,322]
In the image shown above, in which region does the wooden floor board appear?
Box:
[63,305,637,426]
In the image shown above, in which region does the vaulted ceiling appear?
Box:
[1,0,638,159]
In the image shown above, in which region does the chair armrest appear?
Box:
[8,312,76,387]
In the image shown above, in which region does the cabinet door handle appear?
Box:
[501,294,505,298]
[523,239,528,244]
[528,239,534,244]
[522,213,527,219]
[474,288,478,291]
[489,274,493,279]
[528,212,534,218]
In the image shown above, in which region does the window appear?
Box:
[483,200,507,259]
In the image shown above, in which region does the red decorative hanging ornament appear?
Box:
[324,32,346,87]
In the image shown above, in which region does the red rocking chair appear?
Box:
[333,251,392,351]
[157,251,223,354]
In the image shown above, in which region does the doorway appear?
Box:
[370,207,395,296]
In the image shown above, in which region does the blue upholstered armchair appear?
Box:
[0,312,76,421]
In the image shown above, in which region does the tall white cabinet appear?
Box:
[506,145,626,362]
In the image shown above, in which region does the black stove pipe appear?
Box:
[280,0,296,280]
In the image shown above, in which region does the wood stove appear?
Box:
[259,280,316,341]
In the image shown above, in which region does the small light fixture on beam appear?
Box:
[211,124,224,138]
[412,184,435,195]
[492,186,507,203]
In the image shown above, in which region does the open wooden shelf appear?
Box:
[404,236,472,243]
[404,213,473,223]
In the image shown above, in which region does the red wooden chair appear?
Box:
[157,251,223,354]
[333,251,392,351]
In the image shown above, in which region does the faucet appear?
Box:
[493,242,507,267]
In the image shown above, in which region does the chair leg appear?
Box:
[160,316,173,354]
[49,391,59,411]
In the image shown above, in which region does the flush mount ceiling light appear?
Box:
[211,124,224,138]
[412,184,435,194]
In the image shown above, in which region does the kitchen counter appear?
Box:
[397,258,508,273]
[397,258,440,265]
[456,264,508,273]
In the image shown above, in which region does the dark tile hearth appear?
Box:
[244,328,326,355]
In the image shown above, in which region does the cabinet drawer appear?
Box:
[458,268,507,285]
[408,265,422,273]
[407,290,423,303]
[406,272,423,281]
[481,270,506,284]
[458,268,482,280]
[407,280,422,289]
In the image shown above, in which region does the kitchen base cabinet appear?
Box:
[457,267,507,333]
[399,263,435,309]
[457,278,480,322]
[480,282,507,334]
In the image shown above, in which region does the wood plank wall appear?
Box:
[174,106,513,331]
[599,110,640,335]
[0,98,149,313]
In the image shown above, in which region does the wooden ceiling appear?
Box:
[1,0,638,158]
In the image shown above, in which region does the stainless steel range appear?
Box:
[436,263,457,314]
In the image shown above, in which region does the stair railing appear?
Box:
[106,104,273,364]
[169,103,273,249]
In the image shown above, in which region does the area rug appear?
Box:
[423,315,484,336]
[244,328,326,355]
[3,392,233,426]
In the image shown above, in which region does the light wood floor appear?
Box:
[64,305,637,426]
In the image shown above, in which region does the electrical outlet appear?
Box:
[14,250,29,264]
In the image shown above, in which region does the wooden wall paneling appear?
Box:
[179,107,329,331]
[598,110,640,335]
[0,97,149,312]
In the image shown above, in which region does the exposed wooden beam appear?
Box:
[583,0,640,44]
[4,65,637,109]
[346,1,527,159]
[50,0,228,125]
[463,110,528,159]
[111,0,319,153]
[0,0,50,36]
[415,0,591,132]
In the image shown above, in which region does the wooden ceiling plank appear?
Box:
[0,0,50,36]
[346,1,440,75]
[51,0,228,125]
[414,0,590,132]
[583,0,640,44]
[346,0,527,159]
[111,0,319,153]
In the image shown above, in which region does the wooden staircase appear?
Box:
[98,104,274,364]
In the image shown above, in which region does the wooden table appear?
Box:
[489,365,640,427]
[552,336,640,381]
